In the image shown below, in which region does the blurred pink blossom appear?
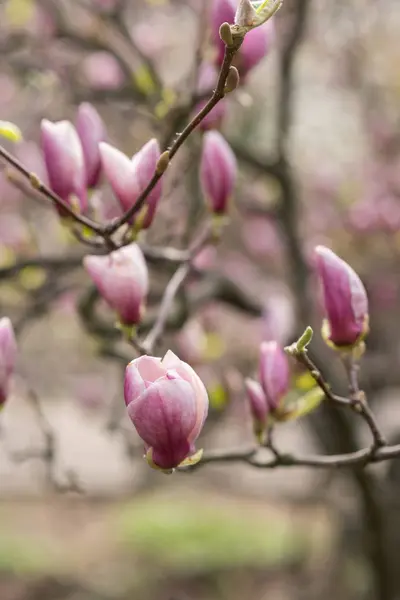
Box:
[82,52,125,90]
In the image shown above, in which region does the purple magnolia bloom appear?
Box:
[124,351,209,470]
[41,119,87,213]
[76,103,106,188]
[0,317,17,408]
[259,341,290,411]
[100,139,162,229]
[83,243,149,325]
[200,131,237,214]
[314,245,369,347]
[244,377,268,436]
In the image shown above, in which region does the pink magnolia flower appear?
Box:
[41,119,87,213]
[259,341,290,411]
[100,139,162,229]
[83,243,148,325]
[76,103,106,188]
[0,317,17,408]
[200,131,237,214]
[314,246,369,347]
[82,52,125,90]
[124,351,209,470]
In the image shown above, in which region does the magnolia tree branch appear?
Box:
[0,30,242,246]
[6,388,81,493]
[186,330,400,473]
[140,226,213,353]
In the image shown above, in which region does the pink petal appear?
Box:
[162,350,209,442]
[127,377,197,452]
[100,142,139,213]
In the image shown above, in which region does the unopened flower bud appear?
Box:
[100,138,162,230]
[259,341,290,411]
[0,317,17,408]
[156,150,170,175]
[124,351,209,471]
[83,243,148,326]
[200,131,237,215]
[219,22,233,46]
[41,119,87,213]
[314,245,369,349]
[244,378,268,438]
[224,66,240,93]
[76,102,106,189]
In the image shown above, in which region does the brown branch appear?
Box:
[0,145,104,234]
[192,441,400,471]
[104,36,243,235]
[9,388,82,493]
[140,226,212,353]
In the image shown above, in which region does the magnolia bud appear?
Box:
[244,378,268,437]
[125,351,209,471]
[224,66,240,93]
[200,131,237,215]
[76,103,106,189]
[259,341,290,411]
[100,138,162,230]
[314,246,369,348]
[219,22,233,46]
[0,317,17,408]
[41,119,87,213]
[83,243,149,326]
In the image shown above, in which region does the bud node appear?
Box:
[156,150,170,174]
[219,22,233,47]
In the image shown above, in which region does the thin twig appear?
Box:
[141,227,212,353]
[191,441,400,471]
[342,354,387,450]
[104,38,243,235]
[0,145,104,234]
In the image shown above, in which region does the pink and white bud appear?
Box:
[0,317,17,408]
[41,119,87,213]
[100,139,162,229]
[314,246,369,348]
[124,351,209,470]
[244,377,268,436]
[200,131,237,214]
[131,138,162,229]
[76,103,106,188]
[259,341,290,411]
[83,243,148,325]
